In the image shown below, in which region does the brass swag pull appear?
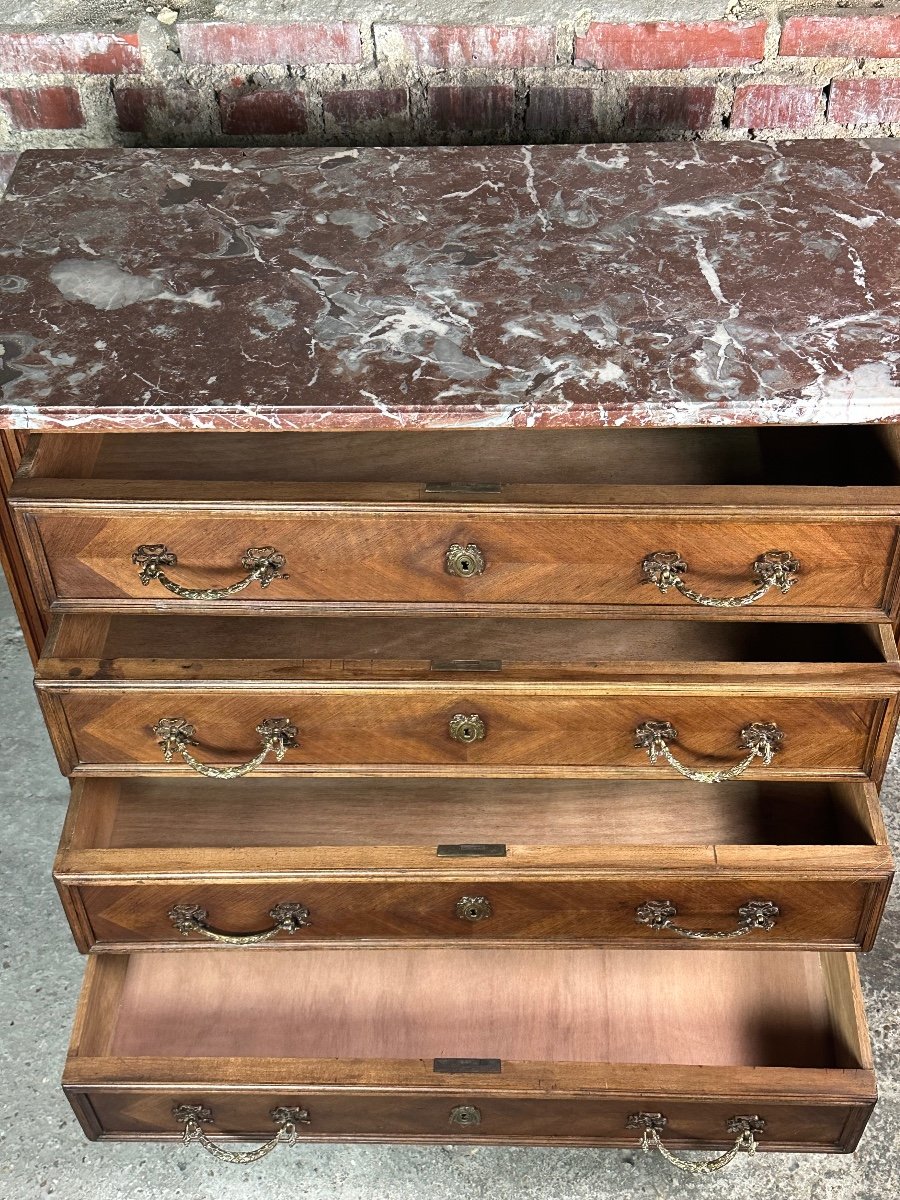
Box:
[169,902,311,944]
[635,899,779,941]
[641,550,799,608]
[634,720,783,783]
[173,1104,309,1164]
[132,544,288,599]
[153,716,298,779]
[627,1113,764,1175]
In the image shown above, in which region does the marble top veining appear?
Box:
[0,140,898,432]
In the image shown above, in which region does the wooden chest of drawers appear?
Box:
[1,139,898,1177]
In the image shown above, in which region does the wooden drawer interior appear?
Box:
[79,945,873,1070]
[64,949,876,1150]
[73,946,871,1070]
[20,426,900,488]
[39,613,899,676]
[63,777,888,854]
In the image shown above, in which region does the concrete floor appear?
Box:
[0,575,898,1199]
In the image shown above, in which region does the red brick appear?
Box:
[427,85,515,132]
[377,23,555,67]
[323,88,408,127]
[219,88,307,135]
[112,86,203,135]
[113,86,162,134]
[829,77,900,123]
[624,85,716,131]
[0,151,19,193]
[780,14,900,58]
[575,20,766,69]
[0,86,84,130]
[525,86,595,134]
[178,21,361,66]
[731,83,821,129]
[0,30,141,73]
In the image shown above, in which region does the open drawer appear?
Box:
[64,947,876,1159]
[36,615,900,782]
[55,776,893,952]
[12,426,900,620]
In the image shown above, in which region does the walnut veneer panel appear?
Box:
[18,510,900,619]
[76,1088,867,1152]
[39,688,887,778]
[68,878,886,953]
[56,777,892,952]
[35,612,898,778]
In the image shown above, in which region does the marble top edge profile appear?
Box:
[1,140,899,432]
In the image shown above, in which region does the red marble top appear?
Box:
[0,141,898,431]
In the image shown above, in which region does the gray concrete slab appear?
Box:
[0,573,897,1198]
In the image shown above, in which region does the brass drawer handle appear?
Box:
[445,542,486,578]
[449,1105,482,1126]
[173,1103,308,1163]
[456,895,493,922]
[449,713,486,743]
[169,902,311,944]
[132,543,288,599]
[153,716,298,778]
[634,720,783,783]
[628,1113,764,1175]
[635,899,779,941]
[642,549,799,607]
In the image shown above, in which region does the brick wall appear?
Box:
[1,2,899,158]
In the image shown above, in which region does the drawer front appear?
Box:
[25,510,899,614]
[71,877,885,950]
[47,688,885,776]
[74,1088,865,1152]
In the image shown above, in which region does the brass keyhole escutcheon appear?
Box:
[449,1105,482,1127]
[456,895,492,922]
[445,543,486,578]
[449,713,486,744]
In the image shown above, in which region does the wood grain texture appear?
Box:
[0,430,48,661]
[17,509,899,618]
[12,428,900,619]
[61,949,876,1150]
[59,777,886,850]
[39,613,895,668]
[105,948,838,1063]
[54,777,893,952]
[26,428,900,486]
[36,687,889,779]
[33,614,900,779]
[4,424,892,1160]
[65,878,887,953]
